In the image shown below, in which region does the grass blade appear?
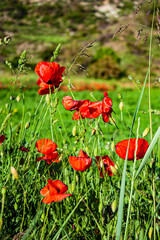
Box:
[116,65,150,240]
[135,126,160,179]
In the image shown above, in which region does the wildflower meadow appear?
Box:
[0,1,160,240]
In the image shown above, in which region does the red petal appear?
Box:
[69,156,92,171]
[102,96,112,113]
[35,139,57,155]
[62,96,79,111]
[51,180,68,194]
[40,185,49,196]
[0,135,5,144]
[50,193,72,202]
[78,149,89,158]
[115,138,149,160]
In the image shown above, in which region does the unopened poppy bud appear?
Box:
[94,147,97,156]
[148,226,153,239]
[59,154,63,161]
[105,142,110,150]
[111,141,115,151]
[92,128,96,135]
[99,160,103,168]
[99,200,103,213]
[45,95,50,104]
[2,187,6,195]
[142,127,150,137]
[119,101,124,111]
[117,93,122,100]
[16,95,20,102]
[72,126,77,136]
[111,199,117,213]
[110,165,118,176]
[25,122,30,129]
[11,167,18,180]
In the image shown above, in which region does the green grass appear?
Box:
[0,86,159,239]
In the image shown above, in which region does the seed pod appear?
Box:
[148,226,153,239]
[119,101,124,111]
[111,199,117,212]
[16,95,20,102]
[72,126,77,136]
[25,122,30,129]
[11,167,18,180]
[142,127,150,137]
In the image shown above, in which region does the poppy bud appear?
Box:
[25,122,30,129]
[105,142,110,150]
[111,199,117,213]
[1,187,6,195]
[110,165,118,176]
[11,167,18,180]
[148,226,153,239]
[94,147,97,156]
[154,110,160,115]
[117,93,122,100]
[99,199,103,213]
[72,126,77,136]
[111,141,115,151]
[16,95,20,102]
[119,101,124,111]
[142,127,150,137]
[91,128,96,135]
[59,154,63,161]
[14,202,18,211]
[45,95,50,104]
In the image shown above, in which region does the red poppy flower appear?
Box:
[35,61,65,95]
[115,138,149,160]
[69,149,92,171]
[62,96,79,111]
[0,135,5,145]
[40,179,72,204]
[35,139,59,165]
[102,92,113,122]
[95,155,115,177]
[62,92,112,122]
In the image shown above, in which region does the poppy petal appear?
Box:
[36,139,57,155]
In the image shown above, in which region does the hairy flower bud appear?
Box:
[25,122,30,129]
[72,126,77,136]
[119,101,124,111]
[11,167,18,180]
[111,199,117,213]
[142,127,150,137]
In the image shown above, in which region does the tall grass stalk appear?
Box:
[124,117,140,240]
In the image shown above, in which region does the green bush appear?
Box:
[88,55,122,79]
